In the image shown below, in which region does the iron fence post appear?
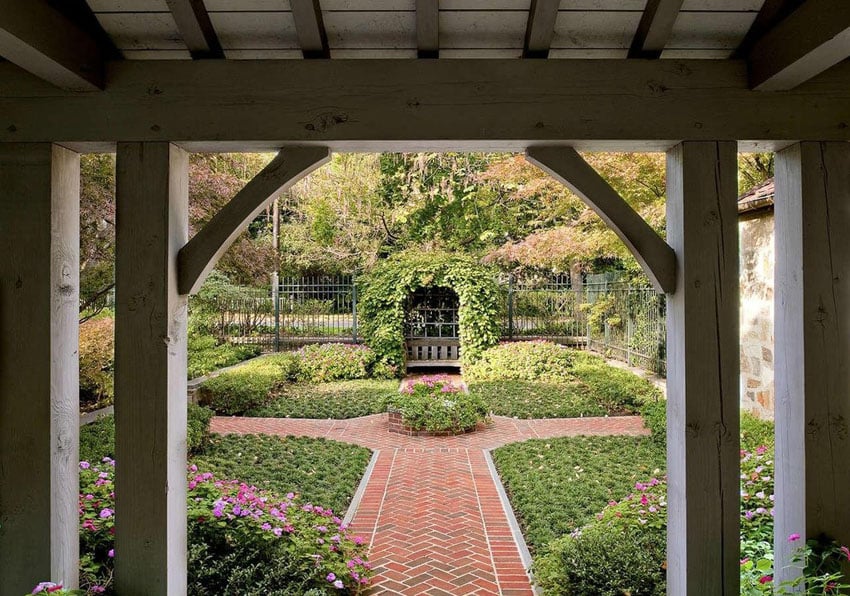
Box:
[272,273,280,352]
[507,273,514,339]
[351,275,358,343]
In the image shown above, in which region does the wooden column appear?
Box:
[0,144,80,593]
[774,142,850,583]
[114,143,189,595]
[665,141,740,595]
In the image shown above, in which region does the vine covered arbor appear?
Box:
[1,1,850,594]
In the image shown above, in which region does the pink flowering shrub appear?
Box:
[389,375,488,432]
[76,461,372,595]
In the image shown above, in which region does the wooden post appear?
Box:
[0,144,80,593]
[774,142,850,584]
[114,142,189,595]
[665,141,740,595]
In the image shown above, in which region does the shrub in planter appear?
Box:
[463,340,575,383]
[79,317,115,410]
[388,375,488,433]
[77,461,373,595]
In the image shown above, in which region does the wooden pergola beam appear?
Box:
[291,0,330,59]
[525,146,676,294]
[523,0,559,59]
[165,0,224,60]
[3,59,850,149]
[416,0,439,59]
[178,146,330,295]
[734,0,804,58]
[628,0,685,59]
[748,0,850,90]
[0,0,103,91]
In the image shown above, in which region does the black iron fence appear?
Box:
[207,273,667,375]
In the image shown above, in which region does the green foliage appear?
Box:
[470,380,607,419]
[187,405,215,455]
[388,375,488,432]
[640,399,667,447]
[296,343,381,383]
[187,332,260,379]
[248,380,399,419]
[535,479,668,596]
[80,404,214,463]
[192,434,372,514]
[198,361,284,415]
[569,351,662,412]
[79,317,115,410]
[79,415,116,464]
[358,251,500,365]
[463,340,575,382]
[741,412,775,452]
[492,436,666,553]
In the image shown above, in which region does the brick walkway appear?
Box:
[211,414,648,595]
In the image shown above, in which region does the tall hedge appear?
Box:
[358,252,500,366]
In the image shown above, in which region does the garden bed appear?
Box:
[387,407,482,436]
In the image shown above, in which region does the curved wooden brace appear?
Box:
[525,146,677,294]
[178,146,331,295]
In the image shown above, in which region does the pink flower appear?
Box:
[759,575,773,584]
[788,533,801,542]
[840,545,850,561]
[108,549,114,558]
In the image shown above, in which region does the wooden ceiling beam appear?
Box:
[523,0,560,59]
[748,0,850,90]
[416,0,439,59]
[733,0,804,58]
[0,0,104,91]
[628,0,685,59]
[291,0,330,59]
[165,0,224,60]
[2,59,850,149]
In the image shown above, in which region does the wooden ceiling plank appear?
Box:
[0,0,104,91]
[291,0,330,59]
[165,0,224,59]
[416,0,439,58]
[523,0,560,59]
[748,0,850,90]
[628,0,685,58]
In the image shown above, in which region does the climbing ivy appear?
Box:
[358,252,501,366]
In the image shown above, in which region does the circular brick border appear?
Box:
[387,408,483,437]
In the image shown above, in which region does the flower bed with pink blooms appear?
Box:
[75,458,372,595]
[387,375,488,434]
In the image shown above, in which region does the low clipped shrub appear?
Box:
[77,461,373,595]
[79,317,115,410]
[198,362,281,415]
[388,375,488,433]
[187,333,259,379]
[296,343,376,383]
[463,340,575,383]
[187,404,215,454]
[248,380,399,420]
[535,478,668,596]
[569,351,662,412]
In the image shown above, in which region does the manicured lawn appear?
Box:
[470,380,608,419]
[192,434,372,513]
[246,379,399,419]
[492,435,666,553]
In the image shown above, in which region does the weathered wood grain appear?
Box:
[0,143,80,594]
[665,141,740,595]
[114,142,189,596]
[1,59,850,151]
[774,142,850,584]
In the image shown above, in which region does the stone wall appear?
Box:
[739,209,774,418]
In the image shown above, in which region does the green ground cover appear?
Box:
[248,379,399,419]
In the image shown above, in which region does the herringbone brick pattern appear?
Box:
[211,413,648,594]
